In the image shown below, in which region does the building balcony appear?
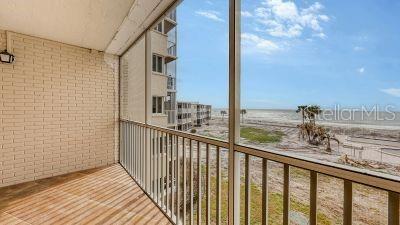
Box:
[165,110,177,125]
[164,11,177,34]
[167,77,176,90]
[0,1,399,225]
[167,10,177,22]
[166,44,177,63]
[178,108,191,114]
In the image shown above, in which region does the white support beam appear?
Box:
[228,0,241,224]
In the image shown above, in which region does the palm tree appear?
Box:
[296,105,307,125]
[240,109,247,122]
[296,105,308,140]
[305,105,322,125]
[220,110,227,121]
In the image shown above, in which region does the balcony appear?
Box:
[164,10,177,34]
[165,110,177,125]
[167,77,176,90]
[167,10,177,22]
[178,108,191,114]
[1,1,400,225]
[166,43,177,63]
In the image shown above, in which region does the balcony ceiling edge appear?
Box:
[105,0,176,56]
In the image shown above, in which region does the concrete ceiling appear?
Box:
[105,0,175,55]
[0,0,175,54]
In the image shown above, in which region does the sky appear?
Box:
[176,0,400,110]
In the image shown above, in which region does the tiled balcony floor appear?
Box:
[0,164,171,225]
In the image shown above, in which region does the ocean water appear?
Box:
[212,109,400,130]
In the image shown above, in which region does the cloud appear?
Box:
[381,88,400,97]
[253,0,329,39]
[319,15,329,22]
[241,33,280,54]
[357,67,365,74]
[262,0,299,20]
[241,11,253,17]
[313,32,326,39]
[196,10,224,22]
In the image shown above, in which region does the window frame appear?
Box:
[152,54,164,74]
[152,96,164,114]
[153,21,163,33]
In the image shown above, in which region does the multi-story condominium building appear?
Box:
[194,103,212,127]
[120,9,177,130]
[177,101,211,131]
[177,102,193,131]
[151,10,178,129]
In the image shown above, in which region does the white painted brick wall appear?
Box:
[0,30,119,187]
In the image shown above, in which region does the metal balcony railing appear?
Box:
[120,120,400,225]
[178,108,191,114]
[167,10,177,22]
[167,77,176,90]
[168,44,177,57]
[165,110,176,124]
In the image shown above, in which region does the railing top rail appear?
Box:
[121,119,229,149]
[120,119,400,193]
[235,144,400,193]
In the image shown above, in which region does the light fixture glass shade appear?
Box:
[0,50,15,63]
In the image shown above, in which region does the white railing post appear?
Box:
[145,30,152,192]
[228,0,241,224]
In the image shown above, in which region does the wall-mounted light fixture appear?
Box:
[0,50,15,64]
